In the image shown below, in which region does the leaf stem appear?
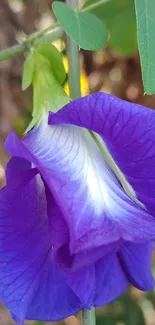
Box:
[66,0,81,99]
[82,308,96,325]
[0,44,26,62]
[0,26,63,62]
[65,0,95,318]
[34,26,63,46]
[28,22,59,43]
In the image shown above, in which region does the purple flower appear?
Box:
[1,92,155,323]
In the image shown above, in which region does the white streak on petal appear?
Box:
[92,132,144,209]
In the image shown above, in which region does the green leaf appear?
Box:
[83,0,137,56]
[22,52,34,90]
[52,1,108,50]
[36,43,66,85]
[134,0,155,94]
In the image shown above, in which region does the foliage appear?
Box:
[83,0,137,56]
[52,1,108,50]
[134,0,155,94]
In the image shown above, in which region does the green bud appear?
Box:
[25,50,69,133]
[36,43,66,85]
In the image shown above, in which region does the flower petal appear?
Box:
[49,92,155,214]
[67,251,128,308]
[0,159,82,323]
[5,116,120,253]
[5,115,155,259]
[119,242,155,290]
[94,252,128,306]
[45,184,120,269]
[45,184,71,267]
[6,157,31,185]
[0,166,45,322]
[26,257,82,322]
[67,265,95,308]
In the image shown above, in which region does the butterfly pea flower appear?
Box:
[1,92,155,324]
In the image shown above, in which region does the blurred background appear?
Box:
[0,0,155,324]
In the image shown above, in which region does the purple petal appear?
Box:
[0,159,82,323]
[6,157,32,186]
[119,242,155,290]
[5,116,120,253]
[45,185,71,267]
[94,252,128,306]
[45,184,120,269]
[67,265,95,307]
[67,251,128,308]
[5,114,155,258]
[0,167,46,322]
[26,256,82,321]
[49,92,155,214]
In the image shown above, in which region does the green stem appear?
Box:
[66,0,94,320]
[0,44,26,62]
[82,308,96,325]
[0,26,63,62]
[34,26,63,46]
[66,0,81,99]
[28,22,59,43]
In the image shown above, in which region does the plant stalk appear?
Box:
[0,26,63,62]
[82,308,96,325]
[66,0,81,99]
[66,1,95,325]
